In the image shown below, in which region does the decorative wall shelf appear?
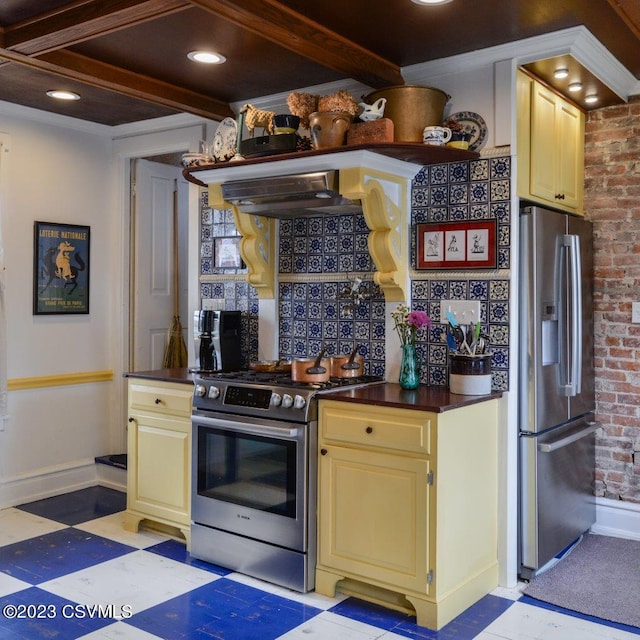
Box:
[184,144,479,301]
[183,143,479,187]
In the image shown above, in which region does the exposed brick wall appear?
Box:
[585,96,640,503]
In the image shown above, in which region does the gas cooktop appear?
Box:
[196,369,383,389]
[192,370,384,423]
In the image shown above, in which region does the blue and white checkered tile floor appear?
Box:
[1,487,639,640]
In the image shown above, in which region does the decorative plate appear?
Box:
[446,111,487,151]
[212,117,238,162]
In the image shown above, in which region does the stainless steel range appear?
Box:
[190,369,383,592]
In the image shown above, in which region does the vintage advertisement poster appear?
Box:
[33,221,90,315]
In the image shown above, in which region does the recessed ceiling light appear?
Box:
[411,0,453,4]
[46,90,80,101]
[585,94,599,104]
[187,50,226,64]
[554,68,569,79]
[568,82,583,92]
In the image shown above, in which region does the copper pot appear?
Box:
[249,359,292,373]
[330,344,364,378]
[291,348,330,383]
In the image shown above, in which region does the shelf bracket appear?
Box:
[339,166,409,302]
[208,183,276,299]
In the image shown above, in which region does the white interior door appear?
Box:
[132,159,187,371]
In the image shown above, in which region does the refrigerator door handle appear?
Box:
[560,234,582,397]
[538,421,601,453]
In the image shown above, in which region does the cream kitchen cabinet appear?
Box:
[517,70,585,214]
[315,397,498,630]
[123,378,192,545]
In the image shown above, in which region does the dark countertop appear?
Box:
[320,383,502,413]
[122,372,501,412]
[124,368,195,385]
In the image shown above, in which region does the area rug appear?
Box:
[523,533,640,628]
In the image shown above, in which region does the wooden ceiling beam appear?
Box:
[187,0,404,88]
[3,0,191,55]
[606,0,640,39]
[0,47,234,121]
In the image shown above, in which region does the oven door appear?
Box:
[191,409,311,552]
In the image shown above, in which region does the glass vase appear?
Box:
[399,343,420,390]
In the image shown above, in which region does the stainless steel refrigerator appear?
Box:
[518,204,601,580]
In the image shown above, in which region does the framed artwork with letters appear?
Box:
[416,220,497,270]
[33,221,90,314]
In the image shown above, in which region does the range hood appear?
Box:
[220,171,362,218]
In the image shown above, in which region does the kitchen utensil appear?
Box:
[443,330,458,352]
[446,310,459,327]
[249,359,292,373]
[362,85,450,142]
[291,347,330,383]
[330,344,364,378]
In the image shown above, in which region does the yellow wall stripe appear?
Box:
[8,370,114,391]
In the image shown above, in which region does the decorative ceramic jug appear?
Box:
[357,97,387,121]
[309,111,352,149]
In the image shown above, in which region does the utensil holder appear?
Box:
[449,354,492,395]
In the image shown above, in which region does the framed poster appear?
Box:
[214,236,244,269]
[33,221,90,314]
[416,220,497,270]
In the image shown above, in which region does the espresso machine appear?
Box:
[192,310,242,372]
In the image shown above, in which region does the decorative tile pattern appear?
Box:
[410,154,512,390]
[277,278,386,376]
[199,155,511,389]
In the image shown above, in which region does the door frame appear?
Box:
[112,124,204,452]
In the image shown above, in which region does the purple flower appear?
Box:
[391,304,431,346]
[407,310,431,330]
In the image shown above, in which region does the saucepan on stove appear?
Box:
[330,344,364,378]
[291,347,330,383]
[249,359,292,373]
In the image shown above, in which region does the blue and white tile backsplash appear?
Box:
[200,154,511,390]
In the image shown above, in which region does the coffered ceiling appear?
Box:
[0,0,639,126]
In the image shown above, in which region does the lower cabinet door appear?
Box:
[318,445,430,594]
[128,413,190,526]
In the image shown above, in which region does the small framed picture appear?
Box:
[33,221,90,314]
[214,236,244,269]
[416,220,497,270]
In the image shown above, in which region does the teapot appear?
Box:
[357,97,387,122]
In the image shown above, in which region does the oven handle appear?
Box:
[192,412,302,438]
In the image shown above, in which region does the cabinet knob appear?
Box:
[365,426,373,434]
[320,448,328,456]
[128,417,134,423]
[154,398,162,404]
[555,193,565,200]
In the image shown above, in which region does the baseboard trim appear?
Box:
[0,459,99,508]
[96,463,127,492]
[592,496,640,541]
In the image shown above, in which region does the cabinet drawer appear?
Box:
[319,400,431,455]
[129,381,193,418]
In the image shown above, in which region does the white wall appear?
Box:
[0,106,208,507]
[0,108,117,505]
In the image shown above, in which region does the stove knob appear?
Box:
[270,392,282,407]
[293,395,306,410]
[282,393,294,408]
[194,384,207,397]
[207,386,221,399]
